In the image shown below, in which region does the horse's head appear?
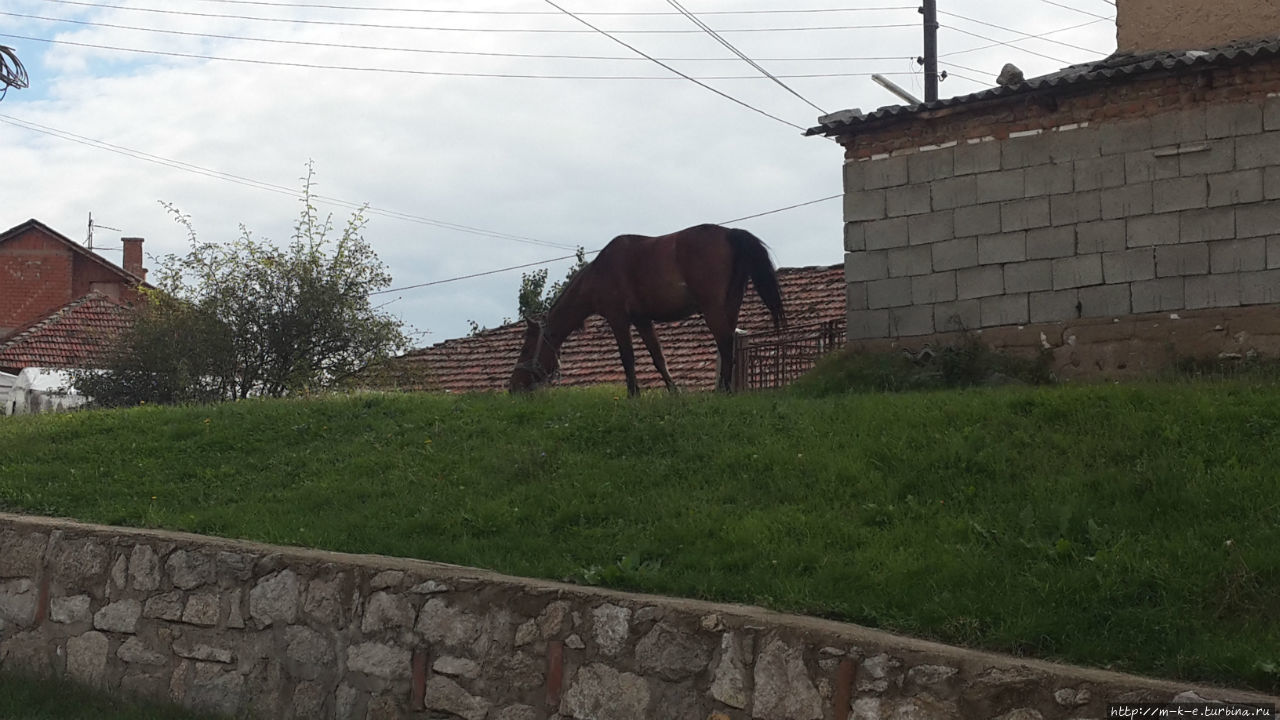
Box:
[509,318,560,393]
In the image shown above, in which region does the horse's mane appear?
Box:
[544,258,592,320]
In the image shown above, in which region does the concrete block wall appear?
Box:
[843,97,1280,341]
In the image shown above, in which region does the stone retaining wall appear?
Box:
[0,513,1275,720]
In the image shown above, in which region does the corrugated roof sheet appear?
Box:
[806,37,1280,137]
[368,264,845,394]
[0,292,134,371]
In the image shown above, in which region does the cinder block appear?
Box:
[1178,139,1235,176]
[977,232,1026,264]
[887,244,932,278]
[1233,131,1280,170]
[1076,220,1126,254]
[930,175,978,210]
[912,271,957,304]
[1001,198,1051,232]
[1131,277,1185,314]
[1078,283,1132,317]
[886,184,933,218]
[1099,117,1154,155]
[1149,107,1207,146]
[955,203,1002,237]
[844,222,866,252]
[1240,269,1280,305]
[864,155,909,189]
[1029,289,1080,323]
[844,189,886,222]
[866,276,913,309]
[1179,207,1235,243]
[1001,133,1052,169]
[1209,238,1267,273]
[1027,226,1075,259]
[847,309,890,339]
[979,293,1029,327]
[954,140,1001,176]
[1268,167,1280,200]
[864,217,909,251]
[844,251,889,282]
[1049,191,1100,226]
[1235,200,1280,238]
[889,305,935,337]
[1003,260,1053,293]
[1074,155,1126,191]
[1126,213,1180,247]
[1208,169,1264,207]
[1153,176,1208,213]
[1102,248,1156,283]
[1155,243,1209,277]
[933,299,981,332]
[907,211,955,246]
[1269,236,1280,269]
[843,160,868,193]
[931,237,977,271]
[1100,183,1153,220]
[1206,102,1263,139]
[976,169,1026,204]
[1052,254,1104,290]
[907,146,955,184]
[957,265,1004,300]
[847,281,868,311]
[1265,96,1280,131]
[1125,150,1179,184]
[1048,126,1102,163]
[1024,162,1074,197]
[1185,274,1242,309]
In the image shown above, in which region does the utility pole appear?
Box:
[920,0,939,102]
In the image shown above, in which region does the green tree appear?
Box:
[467,247,587,336]
[75,166,409,405]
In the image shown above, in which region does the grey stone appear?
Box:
[50,594,91,624]
[1186,274,1242,309]
[538,600,573,639]
[561,663,650,720]
[635,622,711,681]
[109,554,127,593]
[362,591,414,633]
[346,641,411,680]
[957,265,1003,300]
[848,282,868,311]
[1211,238,1268,273]
[844,159,867,192]
[955,204,1002,238]
[1001,133,1051,169]
[417,598,481,648]
[144,591,184,621]
[1150,107,1207,146]
[858,652,903,693]
[906,664,959,693]
[1079,283,1132,317]
[934,300,981,332]
[335,685,363,720]
[932,238,977,271]
[981,294,1030,327]
[887,184,932,218]
[66,631,110,687]
[495,705,541,720]
[848,309,890,340]
[128,545,160,591]
[1102,248,1156,283]
[1236,131,1280,169]
[1050,191,1101,226]
[0,579,36,626]
[369,570,404,590]
[514,618,538,647]
[409,579,450,594]
[93,599,141,633]
[1236,200,1280,239]
[867,277,913,309]
[0,531,46,578]
[994,709,1044,720]
[249,569,300,627]
[590,603,631,656]
[1026,225,1075,259]
[1054,687,1092,707]
[845,223,867,252]
[303,575,343,625]
[845,251,889,283]
[1001,198,1051,232]
[565,633,585,649]
[1127,213,1181,247]
[1100,182,1154,219]
[1179,139,1235,175]
[908,211,955,246]
[50,538,109,586]
[845,189,887,223]
[1024,162,1073,196]
[1132,278,1186,314]
[1208,169,1264,207]
[1180,207,1236,243]
[182,592,221,627]
[1100,118,1154,154]
[1207,103,1262,138]
[174,641,234,664]
[912,272,957,304]
[1153,177,1208,213]
[1076,220,1126,254]
[424,675,491,720]
[1240,269,1280,305]
[227,588,245,629]
[890,306,935,337]
[1052,255,1104,290]
[1074,155,1125,191]
[978,232,1026,264]
[931,175,978,210]
[710,632,751,710]
[1030,289,1080,323]
[908,146,954,183]
[290,681,326,720]
[1048,125,1101,162]
[166,550,215,590]
[496,651,544,690]
[865,155,909,189]
[887,245,932,278]
[117,637,168,666]
[753,638,822,720]
[976,169,1025,203]
[185,662,245,717]
[1004,261,1053,294]
[433,655,481,679]
[217,551,254,582]
[286,625,335,667]
[1156,243,1209,277]
[954,140,1001,176]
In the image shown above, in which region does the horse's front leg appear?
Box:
[606,317,641,397]
[634,320,678,393]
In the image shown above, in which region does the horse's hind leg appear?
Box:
[605,316,642,397]
[635,320,678,393]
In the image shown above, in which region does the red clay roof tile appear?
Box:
[0,292,134,371]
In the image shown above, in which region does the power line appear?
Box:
[938,11,1109,56]
[539,0,805,131]
[187,1,919,16]
[662,0,827,115]
[35,0,917,34]
[1032,0,1114,22]
[941,24,1074,65]
[939,18,1109,58]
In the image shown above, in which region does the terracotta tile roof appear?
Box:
[370,264,845,393]
[0,292,134,372]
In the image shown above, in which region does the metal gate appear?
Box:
[731,319,846,391]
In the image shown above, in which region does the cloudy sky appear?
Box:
[0,0,1117,345]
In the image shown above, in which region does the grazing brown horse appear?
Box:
[509,224,785,396]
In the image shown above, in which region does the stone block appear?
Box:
[1234,131,1280,169]
[954,140,1001,176]
[1185,274,1242,309]
[1001,197,1051,232]
[1124,150,1157,184]
[1004,260,1053,293]
[979,294,1029,327]
[1029,289,1080,323]
[1050,191,1100,226]
[908,146,954,183]
[1179,139,1235,176]
[843,223,866,252]
[955,203,1001,237]
[1180,207,1235,243]
[1074,155,1126,191]
[1265,95,1280,131]
[866,277,913,309]
[912,271,957,304]
[1001,133,1051,169]
[1153,176,1208,213]
[1156,243,1210,277]
[931,237,977,271]
[933,300,981,332]
[864,155,909,189]
[889,306,935,337]
[1102,248,1155,283]
[957,265,1003,300]
[1207,102,1263,139]
[1101,182,1153,220]
[1240,269,1280,305]
[1269,236,1280,268]
[1026,226,1075,259]
[1076,220,1126,254]
[845,251,888,282]
[1131,277,1185,313]
[1079,283,1132,317]
[1236,200,1280,238]
[908,211,955,246]
[848,309,890,339]
[887,245,932,278]
[843,160,867,193]
[1052,254,1103,289]
[886,184,932,218]
[977,232,1026,264]
[1150,107,1207,146]
[1208,169,1264,207]
[1024,162,1074,196]
[930,175,978,210]
[1099,118,1154,154]
[976,169,1026,203]
[1209,238,1267,273]
[1048,126,1102,162]
[844,189,886,223]
[1127,213,1180,247]
[865,217,909,251]
[847,281,868,311]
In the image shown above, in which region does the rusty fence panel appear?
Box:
[732,319,846,391]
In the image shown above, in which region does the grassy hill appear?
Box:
[1,379,1278,692]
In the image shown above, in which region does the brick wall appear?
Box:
[841,60,1280,348]
[0,231,74,337]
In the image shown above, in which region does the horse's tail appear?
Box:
[727,227,786,330]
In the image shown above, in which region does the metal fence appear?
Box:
[732,319,846,391]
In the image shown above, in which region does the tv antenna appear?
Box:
[87,212,120,251]
[0,45,28,102]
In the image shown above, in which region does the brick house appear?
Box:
[807,0,1280,377]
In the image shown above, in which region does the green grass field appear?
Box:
[1,377,1278,693]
